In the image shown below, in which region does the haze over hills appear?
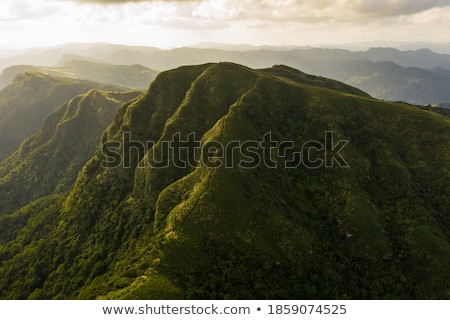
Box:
[0,71,128,161]
[315,41,450,55]
[435,102,450,109]
[2,43,450,105]
[2,42,450,70]
[97,46,450,73]
[328,60,450,105]
[0,59,158,91]
[0,43,162,74]
[0,63,448,299]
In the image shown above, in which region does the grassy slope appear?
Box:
[0,63,449,299]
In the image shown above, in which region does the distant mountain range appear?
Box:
[328,60,450,104]
[1,43,450,105]
[0,43,161,73]
[0,63,448,299]
[434,102,450,109]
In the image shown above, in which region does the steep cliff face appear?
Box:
[0,63,449,299]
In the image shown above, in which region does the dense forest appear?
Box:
[0,63,449,299]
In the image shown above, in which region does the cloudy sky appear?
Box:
[1,0,450,49]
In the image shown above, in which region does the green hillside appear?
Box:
[0,90,142,216]
[0,59,158,91]
[0,72,126,161]
[0,63,449,299]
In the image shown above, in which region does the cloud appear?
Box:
[61,0,450,19]
[147,0,450,28]
[0,0,62,21]
[2,0,449,50]
[65,0,195,3]
[36,0,450,30]
[3,0,449,30]
[350,0,450,17]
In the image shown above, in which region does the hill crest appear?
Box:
[0,63,449,299]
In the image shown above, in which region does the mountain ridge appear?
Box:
[3,44,450,105]
[0,63,449,299]
[0,71,129,161]
[328,60,450,104]
[0,59,158,91]
[0,89,142,216]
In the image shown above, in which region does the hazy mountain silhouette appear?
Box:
[0,59,157,91]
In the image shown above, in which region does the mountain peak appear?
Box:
[0,62,449,299]
[260,64,371,97]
